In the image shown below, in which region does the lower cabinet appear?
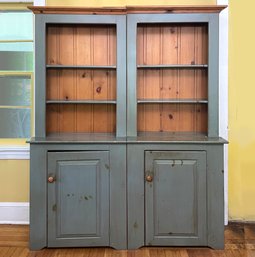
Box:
[30,142,224,250]
[47,151,110,247]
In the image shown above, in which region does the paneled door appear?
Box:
[47,151,110,247]
[145,151,207,246]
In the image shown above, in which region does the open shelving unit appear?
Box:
[135,23,208,134]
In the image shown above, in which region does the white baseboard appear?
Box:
[0,202,29,224]
[0,146,30,160]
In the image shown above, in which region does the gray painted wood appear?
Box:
[48,151,110,247]
[127,16,138,137]
[29,143,127,250]
[207,145,224,249]
[34,15,46,138]
[29,145,47,250]
[127,145,145,249]
[208,14,220,137]
[30,10,226,251]
[127,143,225,249]
[116,16,127,138]
[109,145,127,249]
[145,151,207,246]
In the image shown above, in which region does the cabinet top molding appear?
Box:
[28,5,227,15]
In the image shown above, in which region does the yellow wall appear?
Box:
[0,160,29,202]
[2,0,255,222]
[47,0,216,6]
[228,0,255,221]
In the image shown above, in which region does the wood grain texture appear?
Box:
[137,24,208,134]
[0,223,255,256]
[28,6,227,15]
[46,25,117,134]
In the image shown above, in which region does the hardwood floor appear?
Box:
[0,223,254,257]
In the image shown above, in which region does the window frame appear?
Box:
[0,10,34,141]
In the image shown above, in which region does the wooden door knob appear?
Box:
[146,175,153,182]
[48,176,55,183]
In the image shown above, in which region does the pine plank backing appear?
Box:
[137,24,208,134]
[46,25,117,134]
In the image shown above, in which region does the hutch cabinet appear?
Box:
[29,5,227,250]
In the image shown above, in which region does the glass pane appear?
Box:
[0,12,33,40]
[0,43,33,71]
[0,108,30,138]
[0,76,31,106]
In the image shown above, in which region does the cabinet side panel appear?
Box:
[30,145,47,250]
[207,145,224,249]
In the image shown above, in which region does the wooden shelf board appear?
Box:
[128,132,228,144]
[28,132,228,144]
[137,99,208,104]
[137,64,208,69]
[28,133,125,144]
[46,100,117,104]
[46,65,116,69]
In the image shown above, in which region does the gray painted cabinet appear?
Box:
[29,5,227,251]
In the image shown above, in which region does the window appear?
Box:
[0,11,33,138]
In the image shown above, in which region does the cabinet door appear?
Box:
[47,151,109,247]
[145,151,207,246]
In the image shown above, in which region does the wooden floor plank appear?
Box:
[0,224,255,256]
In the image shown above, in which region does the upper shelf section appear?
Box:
[28,5,227,15]
[46,24,116,66]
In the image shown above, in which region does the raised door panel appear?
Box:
[47,151,109,247]
[145,151,206,246]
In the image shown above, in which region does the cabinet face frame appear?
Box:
[127,13,219,137]
[34,14,126,138]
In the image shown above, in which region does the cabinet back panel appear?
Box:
[47,25,116,65]
[47,69,116,101]
[137,23,208,134]
[137,69,207,100]
[46,104,116,133]
[137,24,208,65]
[137,104,207,133]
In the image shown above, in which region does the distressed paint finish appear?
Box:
[30,6,226,251]
[145,151,207,246]
[127,143,225,249]
[29,143,127,250]
[48,151,110,247]
[29,144,47,250]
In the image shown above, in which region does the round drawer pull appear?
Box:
[146,175,153,182]
[48,176,55,183]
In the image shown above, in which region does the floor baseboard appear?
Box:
[0,202,29,224]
